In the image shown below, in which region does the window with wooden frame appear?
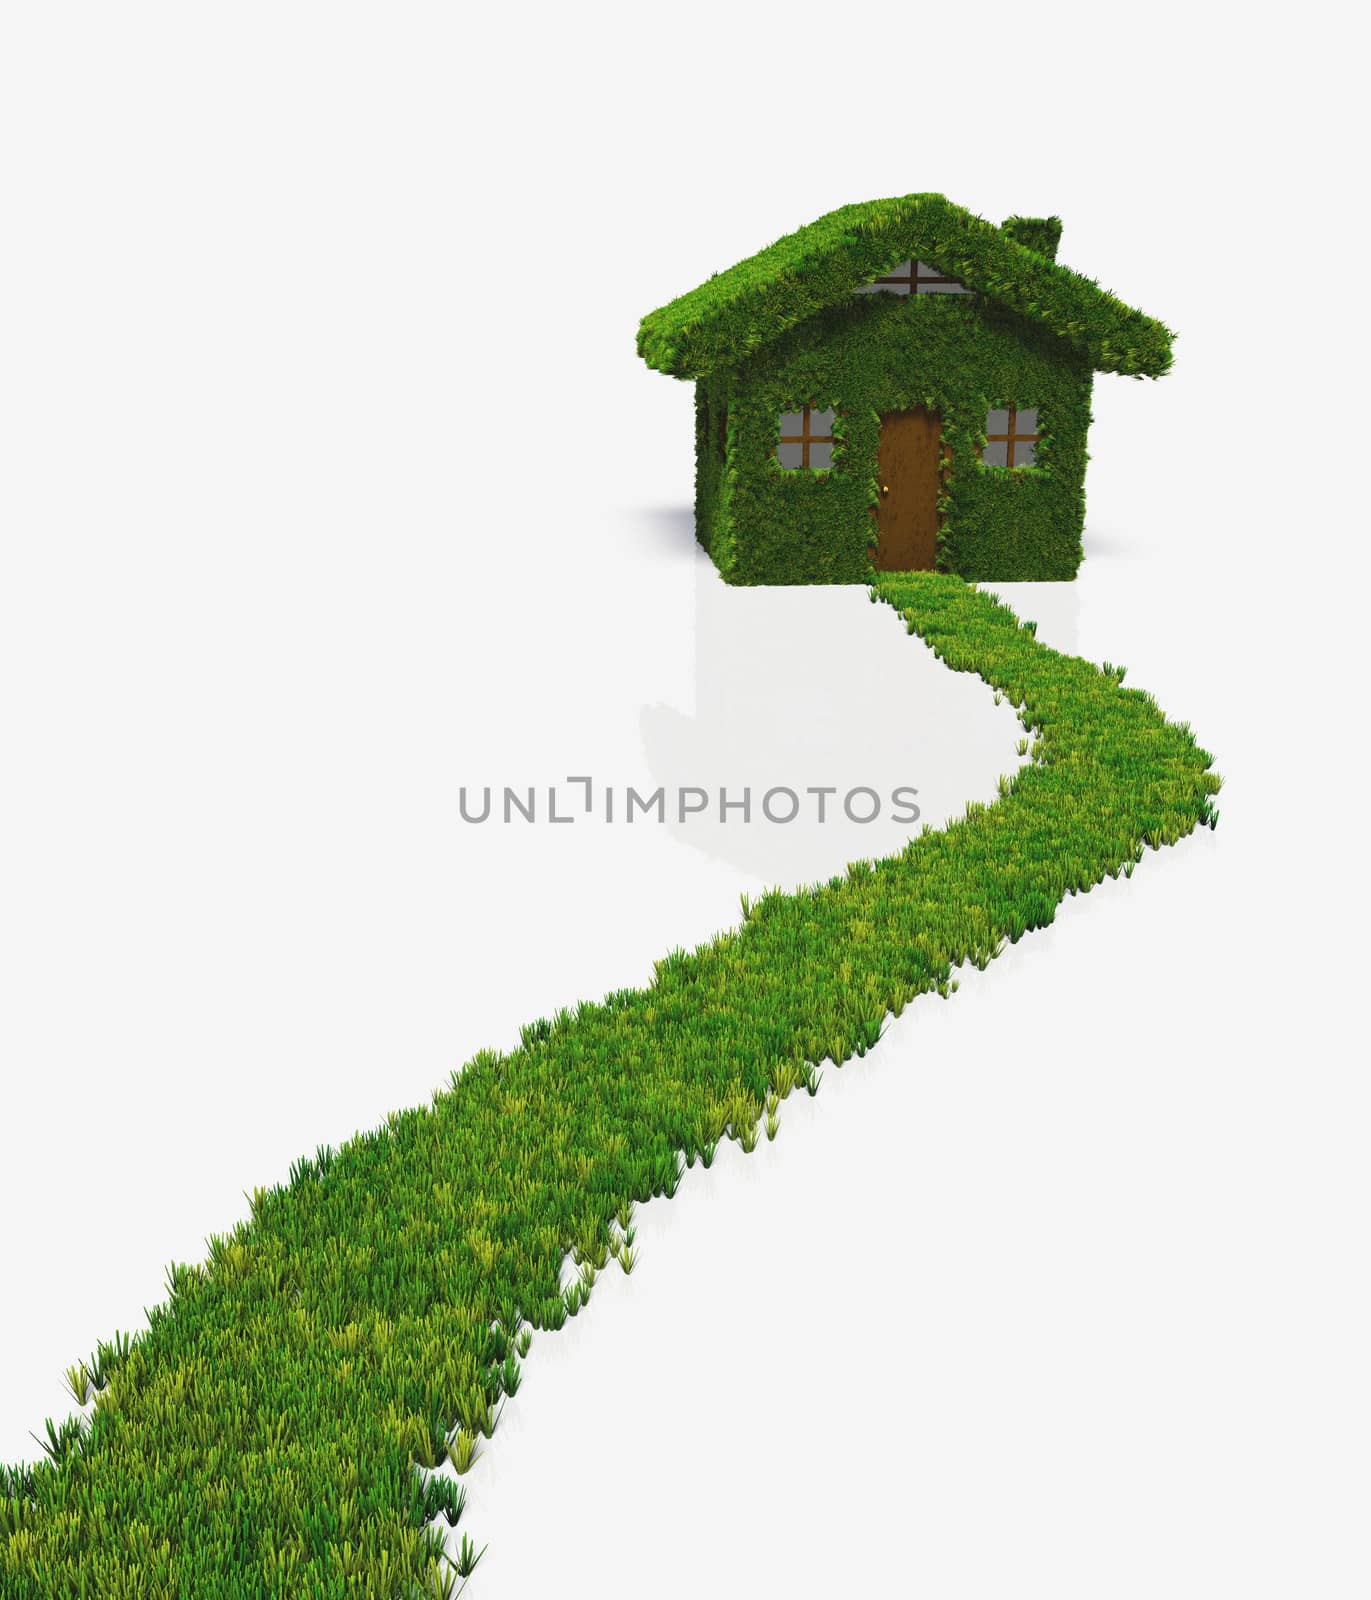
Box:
[982,406,1041,468]
[776,405,835,470]
[853,260,972,297]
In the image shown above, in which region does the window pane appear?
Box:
[986,408,1011,434]
[808,441,834,470]
[912,261,969,294]
[1015,407,1039,434]
[1013,439,1037,468]
[982,439,1009,468]
[855,259,912,295]
[776,441,805,469]
[779,410,805,435]
[809,407,835,436]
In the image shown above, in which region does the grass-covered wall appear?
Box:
[693,375,734,572]
[696,292,1094,586]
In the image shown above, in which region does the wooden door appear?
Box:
[872,407,943,571]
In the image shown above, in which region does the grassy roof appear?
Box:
[637,193,1174,381]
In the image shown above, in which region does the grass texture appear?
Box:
[0,575,1220,1597]
[637,193,1173,380]
[693,291,1096,584]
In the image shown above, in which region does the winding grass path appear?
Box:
[1,574,1220,1598]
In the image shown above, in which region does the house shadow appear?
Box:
[638,544,1027,890]
[634,505,700,556]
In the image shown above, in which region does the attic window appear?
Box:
[776,406,835,470]
[854,260,971,297]
[983,406,1041,468]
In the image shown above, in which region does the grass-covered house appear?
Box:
[636,194,1174,583]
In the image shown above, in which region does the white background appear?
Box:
[1,5,1367,1596]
